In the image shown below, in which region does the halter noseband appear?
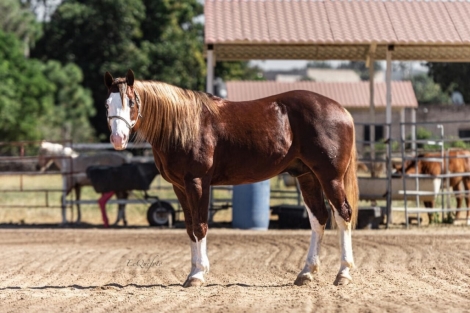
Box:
[107,89,142,130]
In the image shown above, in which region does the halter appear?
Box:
[107,89,143,130]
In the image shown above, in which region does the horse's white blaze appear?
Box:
[334,213,354,281]
[188,235,210,282]
[107,92,131,149]
[298,209,324,279]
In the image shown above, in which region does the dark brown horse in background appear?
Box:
[103,70,358,287]
[394,149,470,222]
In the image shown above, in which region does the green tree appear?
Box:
[215,62,263,81]
[38,60,96,142]
[306,61,333,69]
[427,62,470,104]
[410,73,451,105]
[137,0,206,89]
[0,0,42,56]
[0,29,55,142]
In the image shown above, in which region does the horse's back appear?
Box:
[452,149,470,173]
[74,152,129,172]
[224,89,352,129]
[230,89,347,114]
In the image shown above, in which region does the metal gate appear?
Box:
[398,120,470,227]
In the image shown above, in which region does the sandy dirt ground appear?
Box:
[1,227,470,313]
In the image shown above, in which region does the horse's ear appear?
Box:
[104,72,114,89]
[126,69,134,87]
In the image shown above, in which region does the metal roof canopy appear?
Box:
[205,0,470,62]
[207,44,470,62]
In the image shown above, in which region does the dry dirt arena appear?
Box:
[1,227,470,313]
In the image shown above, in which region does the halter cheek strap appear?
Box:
[107,90,142,130]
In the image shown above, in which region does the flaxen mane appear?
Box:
[134,81,220,151]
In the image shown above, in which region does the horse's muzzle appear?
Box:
[110,133,128,150]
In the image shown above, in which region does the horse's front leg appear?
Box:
[178,178,211,287]
[74,184,81,224]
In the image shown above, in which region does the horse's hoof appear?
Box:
[183,278,204,288]
[294,274,312,286]
[334,275,352,286]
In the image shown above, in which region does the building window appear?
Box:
[458,129,470,139]
[364,125,384,142]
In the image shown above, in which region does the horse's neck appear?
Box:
[54,155,77,173]
[421,160,442,175]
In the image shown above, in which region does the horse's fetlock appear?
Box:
[341,259,355,269]
[309,263,320,273]
[192,223,208,241]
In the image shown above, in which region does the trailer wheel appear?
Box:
[147,201,175,227]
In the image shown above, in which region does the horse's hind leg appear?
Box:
[462,178,470,220]
[454,180,464,220]
[315,173,355,285]
[60,176,72,225]
[114,191,128,226]
[424,201,435,224]
[294,173,329,286]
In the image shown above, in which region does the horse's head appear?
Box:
[392,159,418,177]
[104,69,141,150]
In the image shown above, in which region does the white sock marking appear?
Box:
[188,234,210,282]
[298,208,324,277]
[334,213,354,280]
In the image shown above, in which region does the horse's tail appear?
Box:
[344,116,359,229]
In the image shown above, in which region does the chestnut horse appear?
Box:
[103,70,358,287]
[394,149,470,222]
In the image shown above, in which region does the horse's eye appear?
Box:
[129,99,134,108]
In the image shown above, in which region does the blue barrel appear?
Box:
[232,180,271,230]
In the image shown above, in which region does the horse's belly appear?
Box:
[211,151,291,185]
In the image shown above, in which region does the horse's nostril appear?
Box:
[111,133,127,146]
